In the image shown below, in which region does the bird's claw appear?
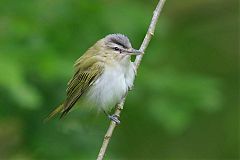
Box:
[108,114,121,125]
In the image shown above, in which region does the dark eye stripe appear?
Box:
[114,47,120,51]
[113,47,122,53]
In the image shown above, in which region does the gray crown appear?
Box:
[105,34,132,49]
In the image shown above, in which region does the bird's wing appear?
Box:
[60,60,104,118]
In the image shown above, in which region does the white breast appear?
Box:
[86,58,135,111]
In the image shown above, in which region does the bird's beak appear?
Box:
[124,48,144,55]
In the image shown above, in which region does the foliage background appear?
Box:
[0,0,239,159]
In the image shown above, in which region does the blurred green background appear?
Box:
[0,0,239,159]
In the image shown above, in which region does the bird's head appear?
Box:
[99,34,143,57]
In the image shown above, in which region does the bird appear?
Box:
[45,34,143,124]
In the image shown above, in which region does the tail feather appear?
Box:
[59,93,82,119]
[44,104,64,123]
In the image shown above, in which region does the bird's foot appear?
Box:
[108,114,120,125]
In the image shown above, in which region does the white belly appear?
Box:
[86,60,135,111]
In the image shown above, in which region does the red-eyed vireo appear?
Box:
[45,34,143,124]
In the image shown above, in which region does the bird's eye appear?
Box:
[114,47,120,51]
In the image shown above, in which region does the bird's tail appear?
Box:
[44,104,64,123]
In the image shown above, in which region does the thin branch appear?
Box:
[96,0,166,159]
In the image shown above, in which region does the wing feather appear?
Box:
[60,61,104,118]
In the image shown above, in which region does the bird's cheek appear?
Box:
[120,54,130,60]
